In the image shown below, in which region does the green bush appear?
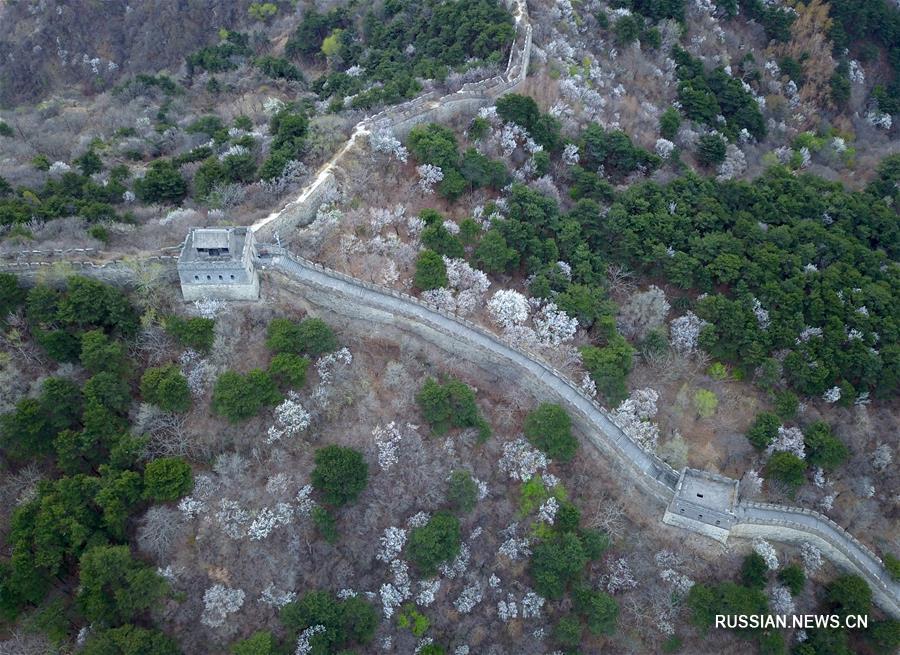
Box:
[231,631,276,655]
[580,336,634,405]
[885,553,900,582]
[778,563,805,595]
[803,421,849,471]
[573,585,619,635]
[407,510,461,576]
[741,552,768,589]
[143,457,193,502]
[311,445,369,506]
[446,470,479,513]
[84,371,131,414]
[268,352,311,389]
[80,329,127,375]
[414,249,448,291]
[553,615,582,648]
[134,160,187,204]
[693,388,718,418]
[529,532,587,599]
[165,315,215,352]
[415,377,483,436]
[77,545,167,625]
[266,317,338,356]
[279,590,376,652]
[696,134,727,168]
[212,369,281,422]
[523,403,578,462]
[765,451,806,493]
[0,120,13,137]
[140,364,191,413]
[82,626,180,655]
[746,412,780,450]
[660,108,682,140]
[826,574,872,617]
[312,506,339,543]
[773,390,799,419]
[396,604,430,637]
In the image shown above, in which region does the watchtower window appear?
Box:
[230,275,235,280]
[696,493,704,498]
[218,275,223,281]
[194,275,199,281]
[206,275,211,280]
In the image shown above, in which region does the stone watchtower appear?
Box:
[177,227,259,301]
[663,468,740,543]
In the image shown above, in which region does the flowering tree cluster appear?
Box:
[610,388,661,452]
[266,392,311,445]
[752,539,779,570]
[605,557,638,594]
[767,425,806,459]
[499,437,550,481]
[369,126,408,163]
[373,422,404,470]
[669,311,708,354]
[201,584,245,628]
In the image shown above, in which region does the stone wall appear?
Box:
[731,521,900,618]
[0,257,177,288]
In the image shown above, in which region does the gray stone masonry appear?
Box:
[177,227,259,301]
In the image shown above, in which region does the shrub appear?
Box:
[778,563,805,595]
[82,626,180,655]
[693,389,718,418]
[268,352,310,389]
[231,631,276,655]
[80,329,127,374]
[741,552,768,589]
[773,390,798,419]
[134,160,187,204]
[396,604,430,637]
[446,470,478,513]
[0,120,13,137]
[746,412,780,450]
[660,107,682,139]
[414,250,448,291]
[573,585,619,635]
[580,336,635,405]
[885,553,900,582]
[165,316,215,352]
[553,615,582,648]
[84,372,131,414]
[803,421,849,471]
[696,134,727,168]
[415,377,482,436]
[765,451,806,493]
[212,369,281,422]
[312,506,339,544]
[407,511,461,576]
[266,317,337,356]
[279,590,376,651]
[523,403,578,462]
[143,457,193,502]
[529,532,587,599]
[311,445,369,506]
[140,364,191,413]
[826,575,872,617]
[0,273,25,320]
[77,545,167,625]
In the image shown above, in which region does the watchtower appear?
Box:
[663,468,740,543]
[177,227,259,301]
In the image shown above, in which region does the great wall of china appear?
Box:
[1,0,898,619]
